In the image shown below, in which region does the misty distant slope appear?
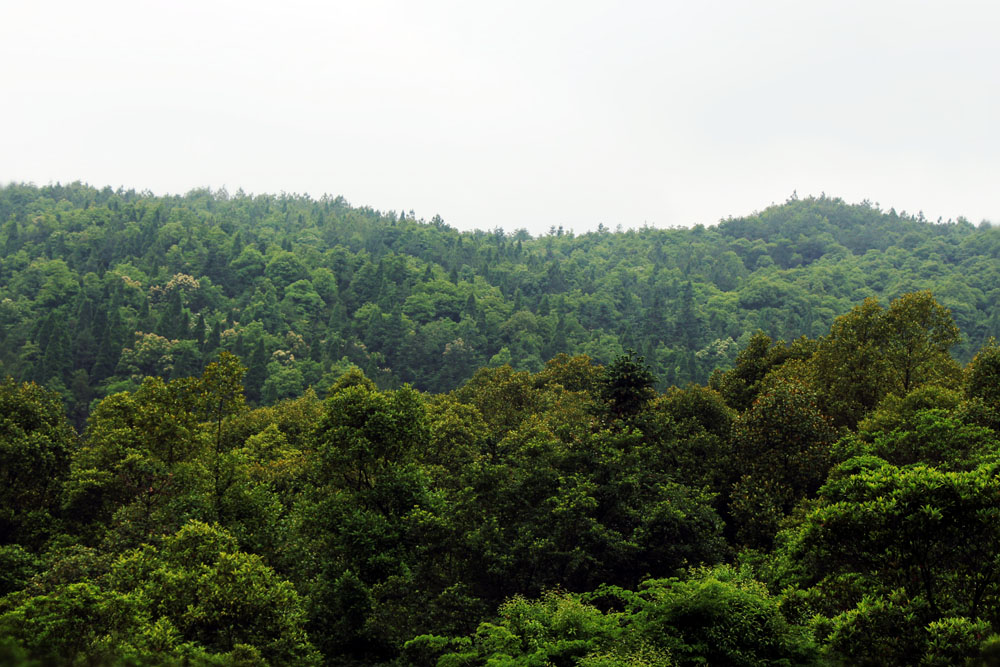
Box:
[717,194,981,259]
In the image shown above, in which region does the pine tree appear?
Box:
[195,313,206,348]
[245,338,268,404]
[39,319,72,386]
[157,290,183,339]
[204,319,222,357]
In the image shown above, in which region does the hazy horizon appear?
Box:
[3,1,998,235]
[2,179,974,238]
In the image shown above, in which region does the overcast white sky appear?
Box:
[2,1,998,235]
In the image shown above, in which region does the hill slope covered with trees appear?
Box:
[3,182,1000,664]
[1,183,998,422]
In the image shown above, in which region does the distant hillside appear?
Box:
[1,182,998,419]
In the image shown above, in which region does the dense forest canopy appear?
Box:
[3,182,1000,665]
[1,182,998,423]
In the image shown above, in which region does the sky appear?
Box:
[2,0,998,236]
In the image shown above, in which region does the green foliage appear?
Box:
[658,383,735,439]
[709,332,815,412]
[0,581,145,665]
[3,185,997,414]
[535,353,601,394]
[922,616,992,666]
[596,350,657,422]
[435,566,817,667]
[626,567,818,666]
[434,591,634,666]
[315,382,429,491]
[454,365,541,447]
[109,521,321,664]
[0,544,42,597]
[62,375,207,544]
[864,408,998,470]
[812,292,962,427]
[883,291,962,393]
[857,384,963,437]
[966,337,1000,409]
[729,374,837,548]
[820,591,930,665]
[0,521,319,665]
[779,459,1000,638]
[0,378,75,548]
[4,180,1000,664]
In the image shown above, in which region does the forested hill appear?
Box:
[6,181,1000,665]
[2,182,998,418]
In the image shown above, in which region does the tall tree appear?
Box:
[812,292,961,427]
[596,349,657,422]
